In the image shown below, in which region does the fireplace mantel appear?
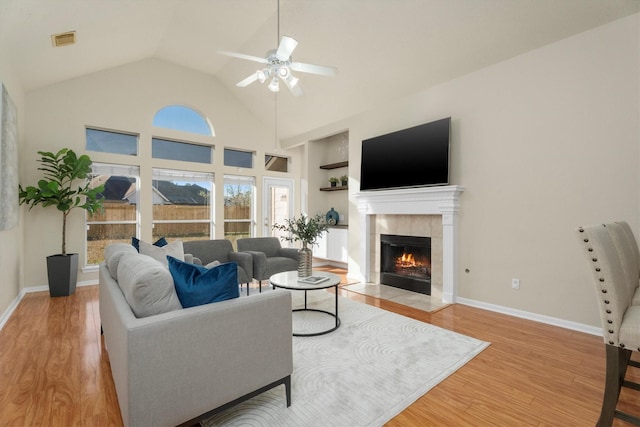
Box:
[354,185,464,303]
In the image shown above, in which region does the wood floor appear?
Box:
[1,267,639,426]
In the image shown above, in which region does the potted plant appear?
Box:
[19,148,104,297]
[340,175,348,186]
[273,213,329,277]
[329,177,339,187]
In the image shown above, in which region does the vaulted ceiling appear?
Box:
[1,0,638,139]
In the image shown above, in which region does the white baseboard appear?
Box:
[456,297,602,337]
[0,280,97,332]
[0,289,26,332]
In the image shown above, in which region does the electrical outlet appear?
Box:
[512,278,520,290]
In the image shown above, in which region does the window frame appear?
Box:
[85,163,141,267]
[151,168,215,241]
[223,174,256,242]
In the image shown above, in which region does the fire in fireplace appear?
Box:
[380,234,431,295]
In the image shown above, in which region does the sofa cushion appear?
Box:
[132,236,168,252]
[104,243,138,280]
[117,253,183,318]
[168,256,239,308]
[139,239,185,266]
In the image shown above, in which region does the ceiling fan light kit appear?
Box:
[219,35,337,96]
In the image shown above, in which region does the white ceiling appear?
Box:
[1,0,638,139]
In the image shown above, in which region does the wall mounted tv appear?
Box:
[359,117,451,191]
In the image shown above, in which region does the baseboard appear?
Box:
[457,297,602,337]
[0,280,97,332]
[0,289,27,332]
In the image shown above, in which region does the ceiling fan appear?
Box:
[218,35,338,96]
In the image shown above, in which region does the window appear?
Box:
[224,175,255,246]
[152,169,214,242]
[224,148,253,168]
[153,105,213,136]
[86,163,140,265]
[265,154,289,172]
[86,128,138,156]
[152,138,212,164]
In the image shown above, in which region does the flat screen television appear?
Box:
[359,117,451,191]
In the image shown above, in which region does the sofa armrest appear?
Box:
[229,251,253,280]
[242,250,267,280]
[100,263,293,427]
[279,247,300,261]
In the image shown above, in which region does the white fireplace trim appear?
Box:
[354,185,464,303]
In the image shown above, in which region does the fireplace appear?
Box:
[354,185,464,303]
[380,234,431,295]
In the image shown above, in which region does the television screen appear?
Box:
[360,117,450,191]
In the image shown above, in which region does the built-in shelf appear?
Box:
[319,161,348,170]
[320,185,348,191]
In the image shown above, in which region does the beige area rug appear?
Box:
[202,291,489,427]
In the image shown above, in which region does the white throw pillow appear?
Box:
[205,260,221,268]
[139,239,185,266]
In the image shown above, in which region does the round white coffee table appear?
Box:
[269,271,341,337]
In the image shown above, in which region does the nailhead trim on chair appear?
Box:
[579,225,622,349]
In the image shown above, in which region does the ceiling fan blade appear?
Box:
[290,61,338,77]
[282,74,303,96]
[218,50,269,64]
[236,72,259,87]
[275,36,298,61]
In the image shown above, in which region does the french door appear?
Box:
[262,177,294,240]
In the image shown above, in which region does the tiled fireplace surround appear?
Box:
[354,186,464,304]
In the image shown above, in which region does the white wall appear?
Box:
[0,62,25,316]
[22,59,300,288]
[286,14,640,327]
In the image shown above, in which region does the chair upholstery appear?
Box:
[237,237,299,292]
[183,239,252,286]
[576,221,640,426]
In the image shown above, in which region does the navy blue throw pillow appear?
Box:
[131,236,168,252]
[167,256,239,308]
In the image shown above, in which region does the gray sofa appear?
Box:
[99,243,293,427]
[237,237,299,291]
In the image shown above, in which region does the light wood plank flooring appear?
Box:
[1,267,639,426]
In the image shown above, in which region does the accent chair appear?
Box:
[237,237,299,292]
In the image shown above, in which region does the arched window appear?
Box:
[153,105,214,136]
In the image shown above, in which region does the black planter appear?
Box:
[46,253,78,297]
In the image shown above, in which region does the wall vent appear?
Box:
[51,31,76,47]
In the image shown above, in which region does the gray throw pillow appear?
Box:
[117,253,183,318]
[104,243,138,280]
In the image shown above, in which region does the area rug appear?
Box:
[202,291,489,426]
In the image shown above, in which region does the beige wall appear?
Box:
[4,13,640,330]
[0,63,25,316]
[285,14,640,327]
[21,59,301,288]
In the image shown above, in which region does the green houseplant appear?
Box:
[273,213,329,277]
[19,148,104,297]
[328,177,339,187]
[340,175,348,186]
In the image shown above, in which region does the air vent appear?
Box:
[51,31,76,47]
